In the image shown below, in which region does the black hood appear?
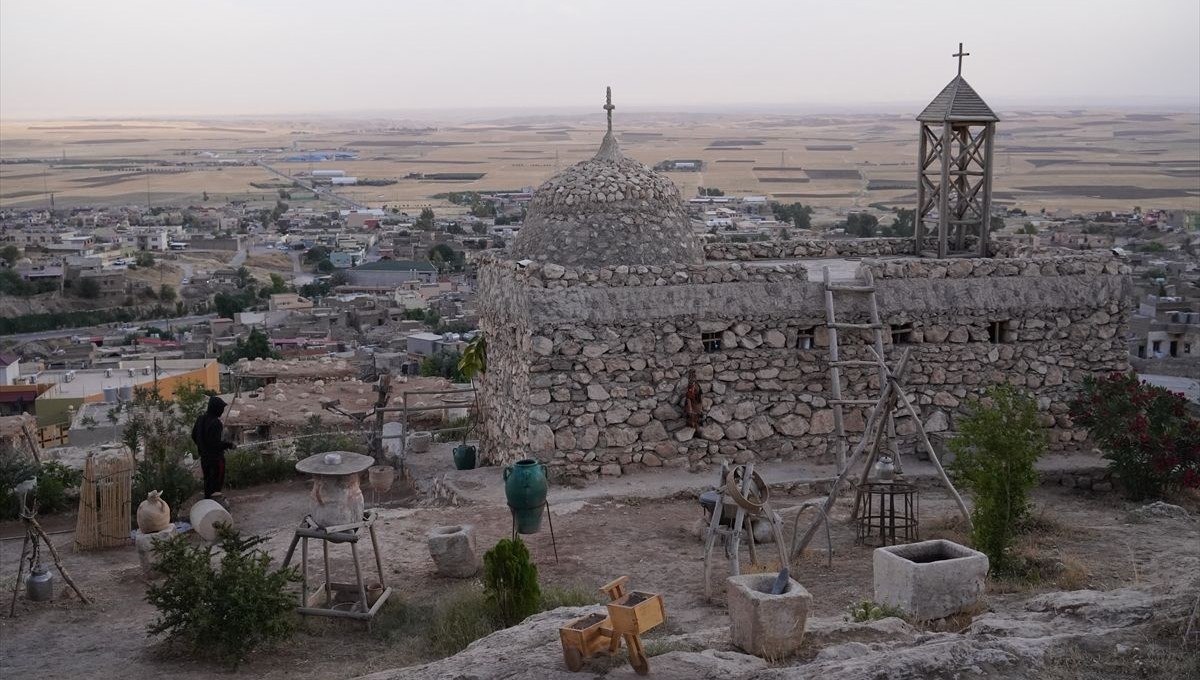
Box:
[206,395,227,417]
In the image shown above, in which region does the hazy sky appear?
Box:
[2,0,1198,119]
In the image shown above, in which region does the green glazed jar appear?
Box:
[504,458,548,533]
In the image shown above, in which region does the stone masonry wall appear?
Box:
[476,252,1133,481]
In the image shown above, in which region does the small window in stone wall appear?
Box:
[796,327,815,349]
[702,331,722,353]
[890,323,913,345]
[988,320,1013,343]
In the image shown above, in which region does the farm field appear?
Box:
[1,109,1197,214]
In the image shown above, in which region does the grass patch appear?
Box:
[372,581,602,664]
[644,637,705,657]
[845,600,906,623]
[540,584,602,609]
[372,584,494,658]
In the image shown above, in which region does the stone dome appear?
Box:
[509,131,703,267]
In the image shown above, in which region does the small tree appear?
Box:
[159,284,176,303]
[483,538,540,627]
[147,527,299,668]
[949,385,1046,573]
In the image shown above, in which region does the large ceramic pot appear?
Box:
[453,444,477,471]
[137,490,171,533]
[504,458,548,534]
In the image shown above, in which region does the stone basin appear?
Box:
[873,539,988,620]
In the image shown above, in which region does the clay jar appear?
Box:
[136,490,171,533]
[368,465,396,494]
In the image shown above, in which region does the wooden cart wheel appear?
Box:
[563,645,583,672]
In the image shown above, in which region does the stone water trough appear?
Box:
[727,573,813,658]
[873,539,988,620]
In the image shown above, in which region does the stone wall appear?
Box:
[705,238,919,261]
[476,251,1133,482]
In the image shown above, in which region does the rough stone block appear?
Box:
[428,524,479,578]
[134,524,177,577]
[873,539,987,620]
[726,573,812,658]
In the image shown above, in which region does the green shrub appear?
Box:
[33,461,82,515]
[146,526,299,668]
[482,538,541,627]
[845,600,906,623]
[224,448,297,489]
[1071,371,1200,500]
[0,444,38,520]
[294,415,366,458]
[949,385,1046,574]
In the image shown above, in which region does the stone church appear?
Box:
[475,85,1131,482]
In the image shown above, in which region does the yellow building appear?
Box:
[32,358,220,430]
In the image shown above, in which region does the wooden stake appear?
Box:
[27,518,91,605]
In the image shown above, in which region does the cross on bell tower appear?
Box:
[603,86,615,132]
[953,42,969,76]
[913,45,998,258]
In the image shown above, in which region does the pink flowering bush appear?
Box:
[1071,372,1200,500]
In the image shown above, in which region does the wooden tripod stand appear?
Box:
[8,493,91,617]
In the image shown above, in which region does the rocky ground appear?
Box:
[1,448,1197,679]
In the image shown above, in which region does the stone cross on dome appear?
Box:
[953,42,970,77]
[604,86,615,132]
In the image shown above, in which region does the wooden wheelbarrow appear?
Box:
[559,576,666,675]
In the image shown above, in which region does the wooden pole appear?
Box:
[979,122,996,257]
[937,122,952,258]
[29,518,91,604]
[915,125,928,254]
[888,379,973,528]
[8,534,30,617]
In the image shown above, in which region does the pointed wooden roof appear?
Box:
[917,76,998,123]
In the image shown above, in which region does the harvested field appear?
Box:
[350,140,469,147]
[805,169,863,180]
[1,110,1196,213]
[68,138,149,144]
[866,179,917,190]
[1017,185,1200,199]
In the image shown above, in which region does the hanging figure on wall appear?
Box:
[682,369,705,428]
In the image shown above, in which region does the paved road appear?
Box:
[254,160,369,210]
[289,250,314,286]
[1139,373,1200,404]
[3,314,216,345]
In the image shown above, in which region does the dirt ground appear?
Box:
[1,451,1197,680]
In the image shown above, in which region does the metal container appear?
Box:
[25,566,54,602]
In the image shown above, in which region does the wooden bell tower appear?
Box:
[914,44,999,258]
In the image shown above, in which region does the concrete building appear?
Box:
[331,249,365,269]
[1131,295,1199,360]
[406,332,447,357]
[0,352,19,386]
[269,293,315,312]
[346,260,438,288]
[30,358,220,429]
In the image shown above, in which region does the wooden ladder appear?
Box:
[822,265,895,476]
